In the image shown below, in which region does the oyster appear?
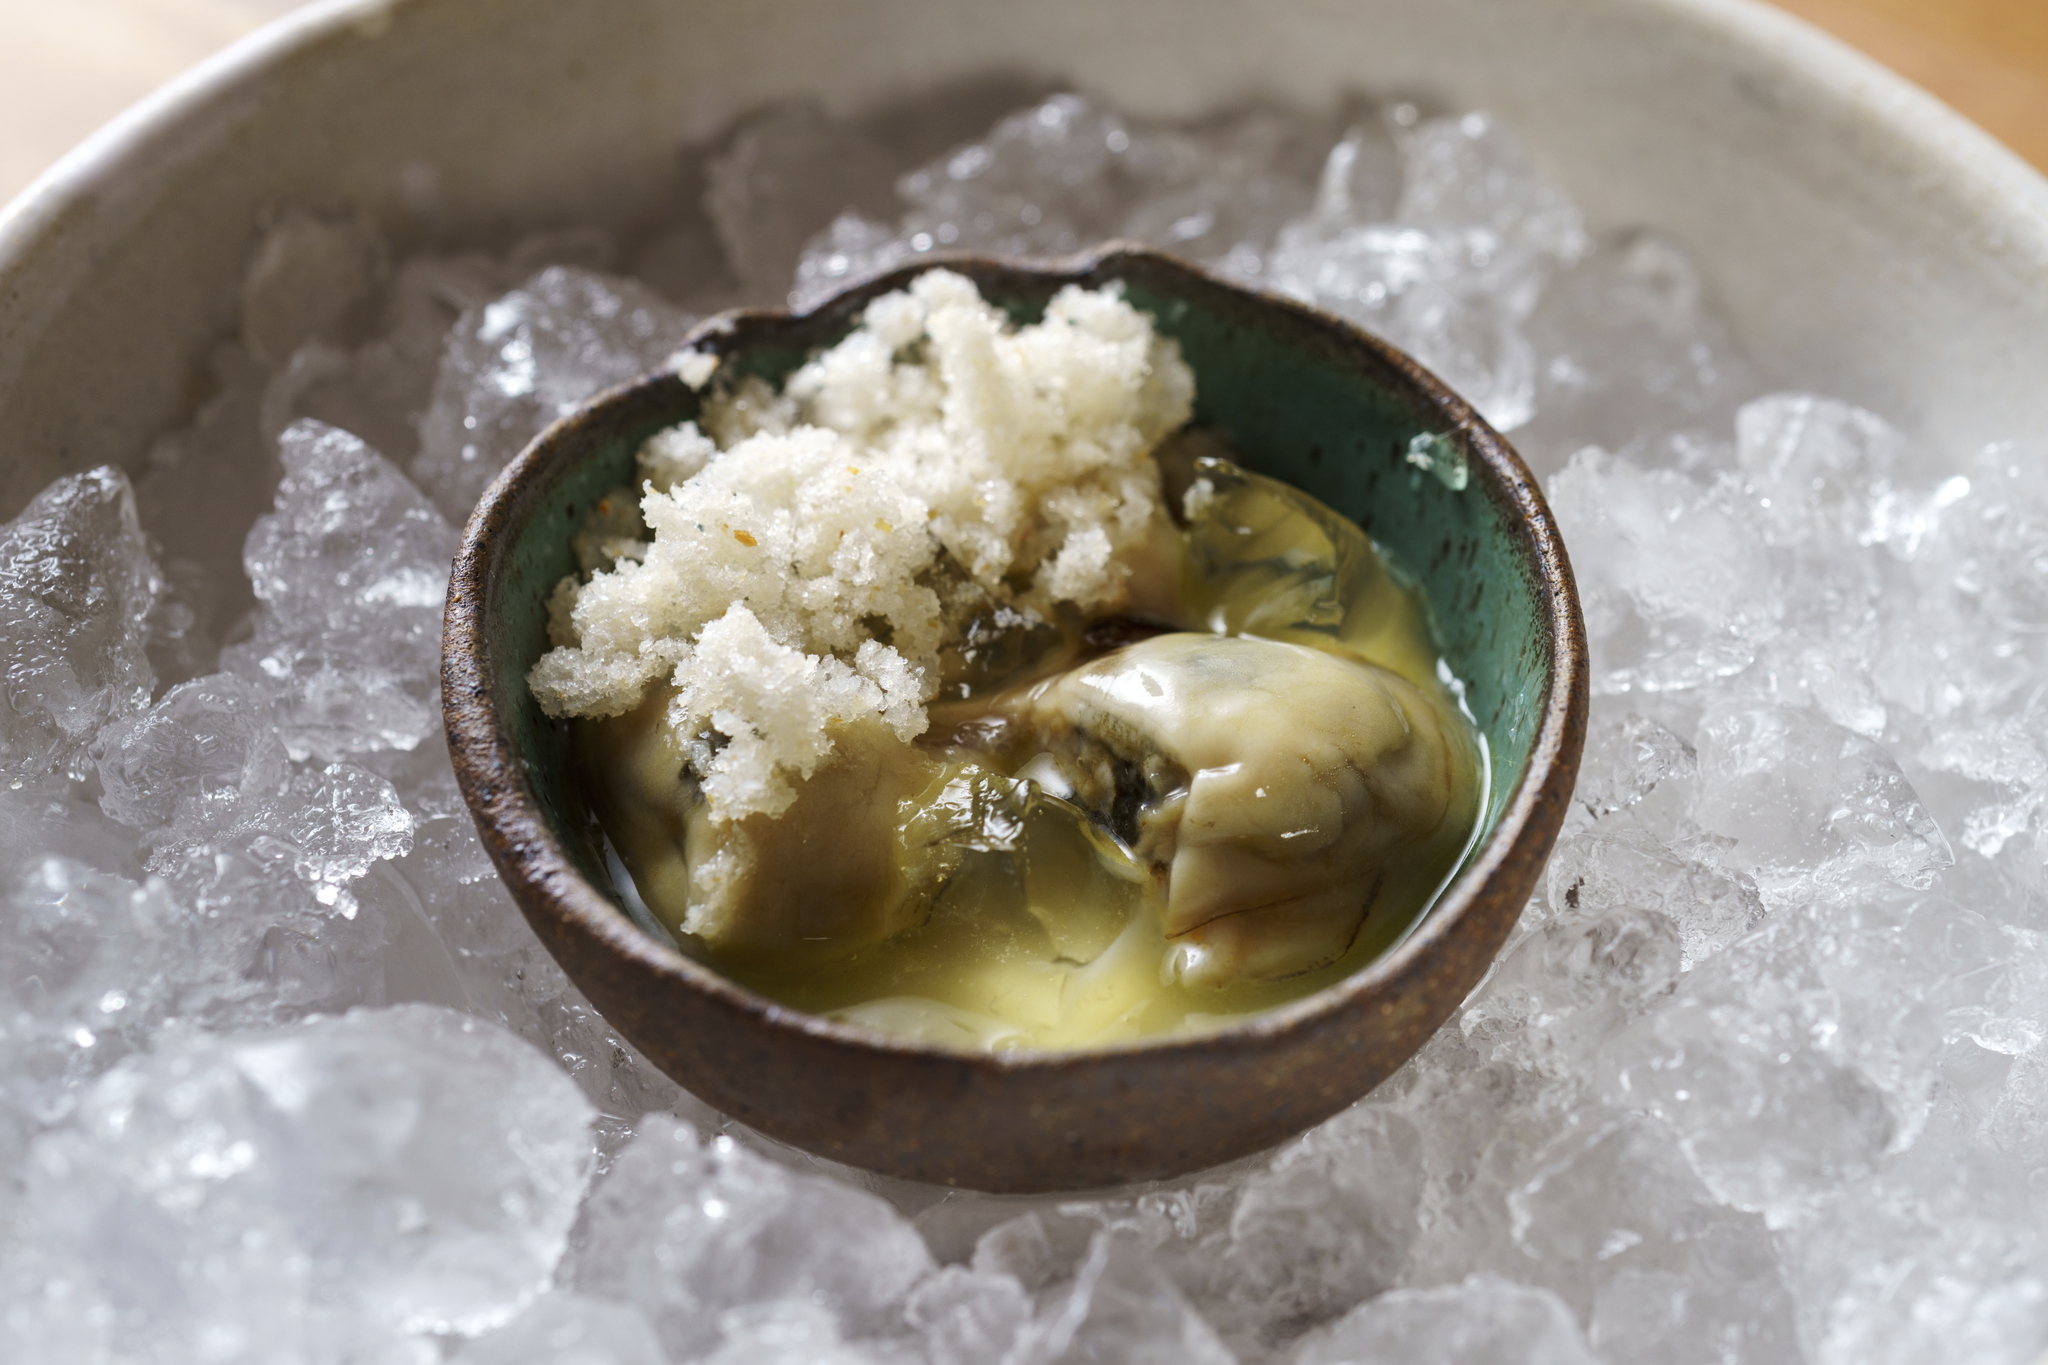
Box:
[582,695,965,966]
[993,633,1479,985]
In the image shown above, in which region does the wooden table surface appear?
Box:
[1,0,2045,203]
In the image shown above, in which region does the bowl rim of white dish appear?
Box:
[7,0,2047,277]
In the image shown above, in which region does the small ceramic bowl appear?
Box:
[442,244,1587,1192]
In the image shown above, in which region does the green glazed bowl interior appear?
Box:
[443,244,1587,1192]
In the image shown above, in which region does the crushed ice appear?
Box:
[1,90,2044,1365]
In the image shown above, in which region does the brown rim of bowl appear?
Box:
[442,241,1588,1154]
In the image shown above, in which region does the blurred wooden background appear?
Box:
[0,0,2044,205]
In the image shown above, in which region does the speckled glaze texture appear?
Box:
[443,245,1587,1192]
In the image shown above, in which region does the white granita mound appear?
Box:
[668,346,721,389]
[528,269,1195,822]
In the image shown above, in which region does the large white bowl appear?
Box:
[0,0,2045,519]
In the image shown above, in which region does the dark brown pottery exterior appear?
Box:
[442,244,1588,1193]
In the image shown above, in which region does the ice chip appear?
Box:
[412,266,697,520]
[792,212,921,312]
[255,251,497,469]
[0,857,192,1097]
[1929,439,2048,633]
[149,833,420,1029]
[240,206,389,368]
[575,1117,934,1359]
[1466,833,1688,1065]
[1779,1126,2048,1365]
[1293,1275,1600,1365]
[463,1293,669,1365]
[1552,822,1759,973]
[1508,1119,1800,1364]
[1163,1105,1423,1351]
[389,748,686,1147]
[1694,703,1953,896]
[1,827,429,1090]
[0,763,148,896]
[0,467,161,785]
[1737,393,1905,545]
[790,92,1140,308]
[1394,112,1586,255]
[1920,689,2048,860]
[1520,229,1760,471]
[1019,1230,1235,1365]
[1266,109,1586,430]
[1788,641,1890,739]
[1571,710,1698,820]
[1290,116,1403,237]
[1595,937,1908,1229]
[888,94,1139,258]
[1111,104,1338,267]
[697,1300,906,1365]
[907,1266,1032,1365]
[92,672,291,841]
[268,761,416,916]
[1593,1264,1805,1365]
[791,95,1332,309]
[224,420,456,760]
[135,343,278,685]
[4,1006,595,1355]
[1547,447,1782,693]
[705,100,904,299]
[972,1210,1096,1293]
